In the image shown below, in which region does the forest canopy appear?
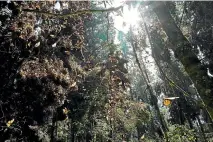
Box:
[0,1,213,142]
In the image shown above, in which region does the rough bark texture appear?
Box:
[151,1,213,120]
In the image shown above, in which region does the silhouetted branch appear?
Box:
[22,6,123,18]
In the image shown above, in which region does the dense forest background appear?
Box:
[0,1,213,142]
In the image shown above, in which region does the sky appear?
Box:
[109,0,159,80]
[51,0,213,110]
[53,0,169,81]
[111,0,140,33]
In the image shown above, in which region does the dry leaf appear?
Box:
[6,119,14,127]
[70,82,76,88]
[63,107,69,115]
[35,42,40,47]
[140,134,145,140]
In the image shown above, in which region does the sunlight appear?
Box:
[113,3,140,33]
[122,5,140,27]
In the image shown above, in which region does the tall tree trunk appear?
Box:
[196,116,208,142]
[129,27,168,141]
[71,119,75,142]
[151,1,213,120]
[51,110,56,142]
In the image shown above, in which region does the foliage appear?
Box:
[166,124,196,142]
[0,1,213,142]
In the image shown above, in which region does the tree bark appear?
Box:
[151,1,213,120]
[196,116,208,142]
[129,27,168,141]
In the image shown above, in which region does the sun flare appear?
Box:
[113,4,140,34]
[123,5,140,27]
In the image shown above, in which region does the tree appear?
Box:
[151,1,213,120]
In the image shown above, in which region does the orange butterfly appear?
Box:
[163,97,179,106]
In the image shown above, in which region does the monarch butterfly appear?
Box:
[163,99,171,106]
[163,97,179,106]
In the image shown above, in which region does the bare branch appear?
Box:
[22,6,123,18]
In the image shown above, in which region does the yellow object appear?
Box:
[163,96,179,106]
[6,119,14,127]
[163,99,171,106]
[70,82,76,88]
[63,107,69,115]
[140,134,145,140]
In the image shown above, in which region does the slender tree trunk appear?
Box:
[151,1,213,120]
[71,119,75,142]
[130,28,168,141]
[197,116,208,142]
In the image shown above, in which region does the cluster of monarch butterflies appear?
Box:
[163,97,179,106]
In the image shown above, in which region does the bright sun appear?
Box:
[123,5,140,27]
[113,4,140,33]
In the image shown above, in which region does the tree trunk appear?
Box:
[196,116,208,142]
[70,119,75,142]
[151,1,213,120]
[129,27,168,141]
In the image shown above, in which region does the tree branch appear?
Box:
[22,5,123,18]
